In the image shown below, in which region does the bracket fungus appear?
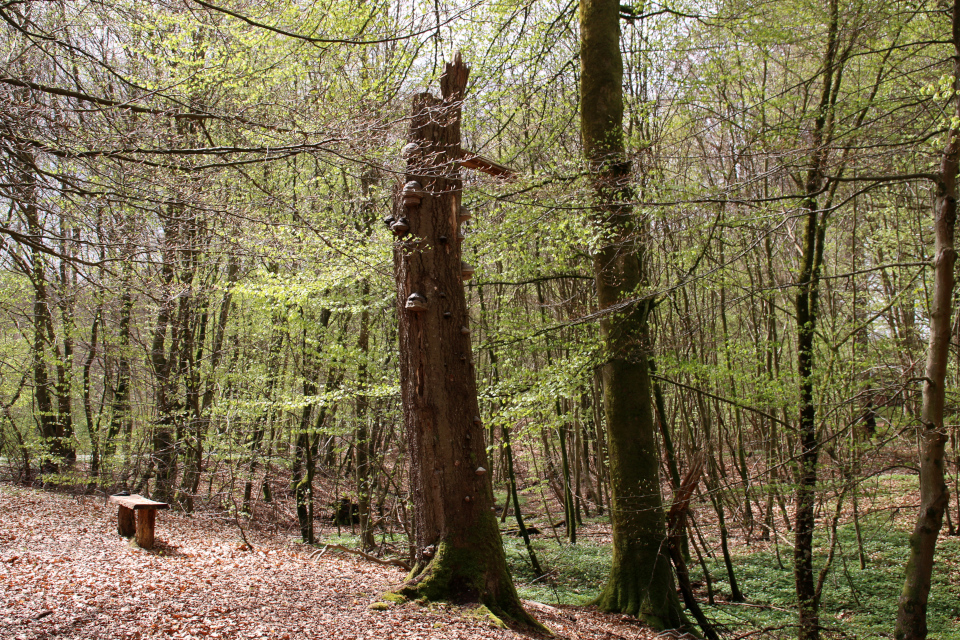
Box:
[404,293,428,312]
[402,181,424,207]
[390,217,410,236]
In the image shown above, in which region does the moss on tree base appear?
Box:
[591,552,688,631]
[385,541,548,633]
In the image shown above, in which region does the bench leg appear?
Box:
[118,506,136,538]
[136,508,156,549]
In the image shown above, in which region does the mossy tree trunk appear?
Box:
[894,4,959,637]
[793,2,844,637]
[580,0,685,629]
[390,54,538,629]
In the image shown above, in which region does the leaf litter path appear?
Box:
[0,485,663,640]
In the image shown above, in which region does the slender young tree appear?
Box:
[792,3,848,637]
[895,3,960,637]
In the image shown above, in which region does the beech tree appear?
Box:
[580,0,685,628]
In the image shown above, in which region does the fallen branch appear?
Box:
[309,543,411,571]
[666,454,721,640]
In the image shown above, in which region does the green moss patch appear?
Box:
[380,591,407,604]
[462,604,509,629]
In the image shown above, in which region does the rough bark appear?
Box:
[149,210,182,503]
[389,54,538,629]
[894,4,959,637]
[55,216,76,468]
[83,308,101,478]
[580,0,685,628]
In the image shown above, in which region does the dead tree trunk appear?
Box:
[388,54,538,629]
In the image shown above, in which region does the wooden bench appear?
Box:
[108,494,169,549]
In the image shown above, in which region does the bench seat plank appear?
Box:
[108,494,170,511]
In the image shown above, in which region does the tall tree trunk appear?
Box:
[294,399,316,544]
[31,260,58,473]
[178,294,208,513]
[894,4,960,637]
[9,143,63,473]
[581,0,685,628]
[292,308,333,543]
[559,419,577,543]
[649,357,687,558]
[356,170,378,551]
[389,55,538,628]
[150,215,180,503]
[55,215,76,467]
[106,281,133,453]
[83,308,101,478]
[794,2,843,637]
[356,282,376,552]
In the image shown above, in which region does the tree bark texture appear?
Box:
[390,55,536,628]
[580,0,685,628]
[895,4,959,637]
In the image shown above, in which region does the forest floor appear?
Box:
[0,484,669,640]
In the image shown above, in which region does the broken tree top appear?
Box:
[459,150,515,179]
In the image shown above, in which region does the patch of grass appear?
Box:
[690,512,960,639]
[315,531,361,547]
[497,510,960,639]
[317,500,959,639]
[500,523,610,606]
